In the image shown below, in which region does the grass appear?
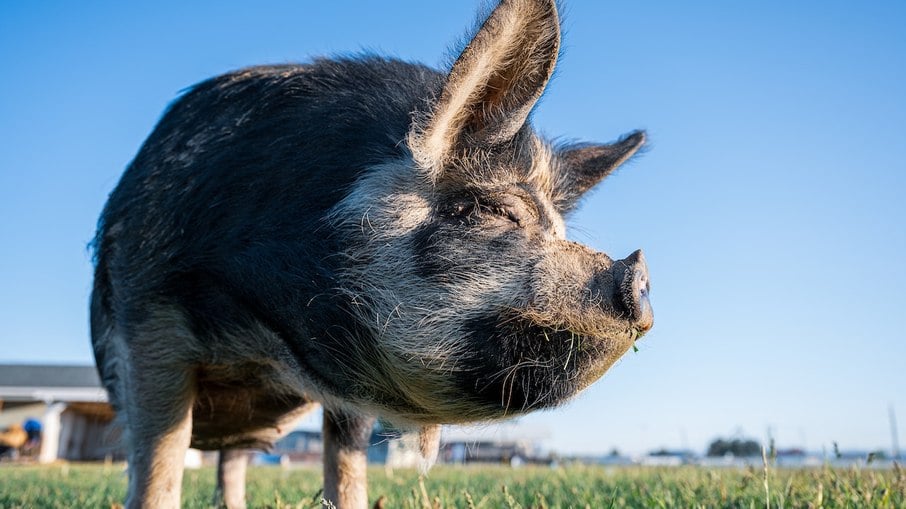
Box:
[0,462,903,508]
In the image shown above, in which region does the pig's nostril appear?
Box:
[632,270,647,303]
[634,270,653,331]
[612,251,652,328]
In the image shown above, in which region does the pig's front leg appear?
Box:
[322,408,375,509]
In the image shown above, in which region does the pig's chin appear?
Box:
[457,315,639,416]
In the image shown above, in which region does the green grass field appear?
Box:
[0,463,903,508]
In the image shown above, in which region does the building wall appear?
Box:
[0,401,47,428]
[57,403,123,461]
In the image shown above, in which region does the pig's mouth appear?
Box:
[457,314,644,416]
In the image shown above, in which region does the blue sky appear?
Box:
[1,1,904,456]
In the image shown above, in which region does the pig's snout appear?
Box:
[606,249,653,331]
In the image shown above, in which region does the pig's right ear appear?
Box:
[408,0,560,182]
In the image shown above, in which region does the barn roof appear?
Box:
[0,364,106,403]
[0,365,100,388]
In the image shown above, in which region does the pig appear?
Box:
[89,0,653,507]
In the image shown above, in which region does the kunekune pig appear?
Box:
[90,0,653,507]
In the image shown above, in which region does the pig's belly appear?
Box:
[190,369,317,451]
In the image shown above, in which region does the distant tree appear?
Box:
[867,450,887,464]
[608,448,621,457]
[707,437,761,457]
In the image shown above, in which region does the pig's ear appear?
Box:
[555,130,646,212]
[408,0,560,180]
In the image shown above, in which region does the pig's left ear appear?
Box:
[408,0,560,181]
[555,130,646,212]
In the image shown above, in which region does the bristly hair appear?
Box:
[441,0,569,71]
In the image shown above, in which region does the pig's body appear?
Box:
[92,59,442,449]
[91,1,653,508]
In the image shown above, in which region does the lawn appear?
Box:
[0,462,903,508]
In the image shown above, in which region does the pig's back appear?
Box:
[100,57,439,259]
[91,57,442,342]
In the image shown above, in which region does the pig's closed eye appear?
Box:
[451,202,475,217]
[495,206,524,227]
[449,199,524,227]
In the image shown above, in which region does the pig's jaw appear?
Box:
[451,313,645,416]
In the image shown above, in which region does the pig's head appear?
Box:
[330,0,652,424]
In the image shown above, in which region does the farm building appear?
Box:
[0,364,121,462]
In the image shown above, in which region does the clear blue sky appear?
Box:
[1,1,904,456]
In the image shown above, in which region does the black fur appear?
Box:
[93,57,446,410]
[459,315,588,412]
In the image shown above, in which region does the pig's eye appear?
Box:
[451,203,475,216]
[448,196,526,228]
[494,206,524,227]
